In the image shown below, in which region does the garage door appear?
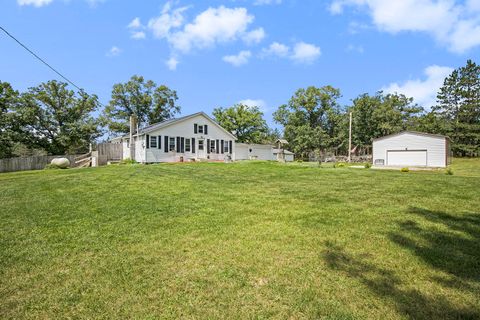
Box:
[387,150,427,166]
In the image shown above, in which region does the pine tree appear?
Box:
[434,60,480,156]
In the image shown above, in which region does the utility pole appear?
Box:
[348,111,352,163]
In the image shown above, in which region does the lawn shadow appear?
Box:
[323,241,479,319]
[391,207,480,283]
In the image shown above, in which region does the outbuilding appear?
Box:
[372,131,451,168]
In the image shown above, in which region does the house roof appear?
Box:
[372,131,449,142]
[276,139,289,144]
[111,112,237,141]
[140,112,237,139]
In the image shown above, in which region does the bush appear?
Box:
[119,158,138,165]
[400,167,410,173]
[334,162,346,168]
[445,167,454,175]
[44,163,66,170]
[364,162,372,169]
[296,159,303,163]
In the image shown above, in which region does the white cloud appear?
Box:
[17,0,103,7]
[243,27,266,45]
[127,17,142,29]
[17,0,53,6]
[261,42,290,57]
[169,6,254,53]
[382,65,454,109]
[329,1,345,14]
[291,42,321,63]
[260,41,321,64]
[137,4,264,69]
[254,0,282,5]
[148,2,188,40]
[346,44,364,53]
[131,31,146,40]
[239,99,268,112]
[223,50,252,66]
[330,0,480,53]
[468,0,480,11]
[166,56,179,70]
[106,46,122,57]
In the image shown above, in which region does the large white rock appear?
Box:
[51,157,70,168]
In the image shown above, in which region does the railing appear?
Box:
[74,152,92,168]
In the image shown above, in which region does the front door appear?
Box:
[197,139,206,159]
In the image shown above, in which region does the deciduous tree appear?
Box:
[18,80,101,155]
[103,75,180,134]
[213,104,268,143]
[273,86,345,157]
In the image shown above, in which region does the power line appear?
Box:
[0,25,105,106]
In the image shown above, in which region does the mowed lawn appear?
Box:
[1,160,479,319]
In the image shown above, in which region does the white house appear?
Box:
[114,112,237,163]
[372,131,451,168]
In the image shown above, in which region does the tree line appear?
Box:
[1,60,479,159]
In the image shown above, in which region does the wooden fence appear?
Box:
[0,155,78,173]
[97,143,123,161]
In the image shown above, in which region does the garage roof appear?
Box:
[373,131,449,142]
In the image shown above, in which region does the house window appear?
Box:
[150,136,157,148]
[224,141,229,153]
[185,139,191,152]
[198,125,204,134]
[169,137,175,151]
[198,140,204,150]
[210,140,215,153]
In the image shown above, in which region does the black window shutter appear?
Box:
[216,140,219,154]
[194,123,198,134]
[158,136,162,149]
[181,137,185,153]
[229,141,232,154]
[192,138,196,153]
[176,137,181,152]
[207,139,210,154]
[146,135,150,148]
[204,125,208,135]
[164,136,169,153]
[221,140,224,154]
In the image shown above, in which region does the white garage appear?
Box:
[373,131,451,168]
[235,143,274,160]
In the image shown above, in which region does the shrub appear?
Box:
[445,167,454,175]
[296,159,303,163]
[364,162,372,169]
[400,167,410,173]
[44,163,66,170]
[119,158,138,165]
[334,162,346,168]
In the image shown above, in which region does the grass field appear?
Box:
[1,159,479,319]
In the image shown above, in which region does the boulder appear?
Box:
[51,157,70,169]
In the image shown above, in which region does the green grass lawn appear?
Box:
[1,159,479,319]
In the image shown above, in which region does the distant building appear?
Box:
[372,131,451,168]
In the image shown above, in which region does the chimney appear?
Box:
[129,115,136,159]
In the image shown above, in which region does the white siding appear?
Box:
[143,114,235,163]
[122,140,129,160]
[273,152,295,162]
[135,136,146,163]
[235,143,274,160]
[373,133,447,167]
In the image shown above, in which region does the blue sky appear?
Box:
[1,0,479,127]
